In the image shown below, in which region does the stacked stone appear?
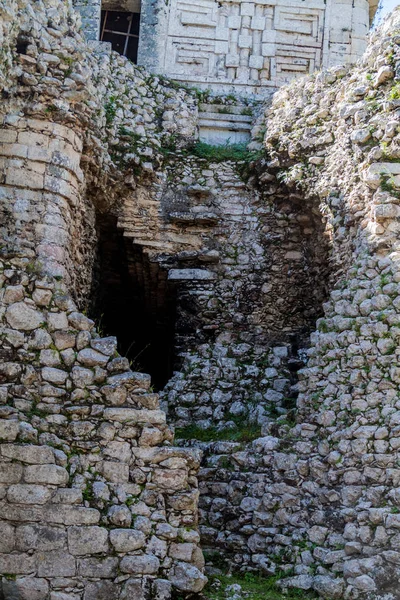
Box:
[165,342,295,428]
[184,9,400,599]
[0,264,206,598]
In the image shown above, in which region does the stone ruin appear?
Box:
[3,0,400,599]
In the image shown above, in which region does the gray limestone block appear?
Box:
[16,524,67,552]
[0,463,23,483]
[5,302,44,330]
[7,484,52,504]
[36,550,76,577]
[120,553,160,575]
[0,553,36,574]
[1,444,55,464]
[0,521,15,553]
[119,578,148,600]
[109,528,146,552]
[24,464,69,485]
[67,526,109,555]
[77,557,119,578]
[0,577,49,600]
[169,562,208,593]
[83,581,119,600]
[0,420,20,441]
[77,348,109,367]
[43,505,100,526]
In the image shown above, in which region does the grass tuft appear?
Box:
[175,422,261,443]
[204,573,319,600]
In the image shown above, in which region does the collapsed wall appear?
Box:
[192,11,400,600]
[0,1,207,598]
[2,0,400,599]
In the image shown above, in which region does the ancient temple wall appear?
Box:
[73,0,377,96]
[137,0,375,95]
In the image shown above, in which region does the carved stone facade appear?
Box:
[75,0,378,96]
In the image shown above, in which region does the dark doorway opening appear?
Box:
[100,10,140,63]
[92,216,177,390]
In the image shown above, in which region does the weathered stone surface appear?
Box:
[67,526,109,555]
[0,419,19,441]
[7,484,52,504]
[37,550,76,577]
[1,444,55,464]
[24,464,69,485]
[109,528,146,552]
[1,577,49,600]
[5,303,44,330]
[169,562,208,592]
[120,553,160,574]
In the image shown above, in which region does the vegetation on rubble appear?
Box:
[202,573,319,600]
[175,422,261,443]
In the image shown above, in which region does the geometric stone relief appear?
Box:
[164,0,325,88]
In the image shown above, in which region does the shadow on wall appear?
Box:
[90,214,177,390]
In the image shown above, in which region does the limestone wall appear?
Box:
[3,0,400,598]
[138,0,377,96]
[0,2,208,597]
[189,10,400,599]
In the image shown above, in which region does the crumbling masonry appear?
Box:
[3,1,400,599]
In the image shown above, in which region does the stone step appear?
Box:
[199,111,253,124]
[199,103,254,116]
[168,211,220,226]
[198,118,252,132]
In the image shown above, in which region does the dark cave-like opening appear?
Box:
[91,216,177,390]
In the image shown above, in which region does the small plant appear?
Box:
[204,572,319,600]
[389,83,400,101]
[104,96,117,125]
[175,422,261,443]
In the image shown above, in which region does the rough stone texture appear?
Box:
[1,0,400,598]
[75,0,378,96]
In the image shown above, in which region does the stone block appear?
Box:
[249,55,264,69]
[152,468,188,490]
[238,35,252,49]
[37,550,76,577]
[43,505,100,526]
[120,553,160,574]
[225,54,240,68]
[0,462,23,483]
[103,441,131,463]
[240,2,254,16]
[41,367,68,385]
[83,581,119,600]
[169,542,196,561]
[227,15,241,28]
[5,302,44,330]
[0,419,19,441]
[0,553,36,574]
[71,366,94,387]
[102,461,129,483]
[109,528,146,552]
[120,578,149,600]
[16,524,67,551]
[47,312,69,331]
[78,556,118,577]
[67,526,109,555]
[169,562,208,593]
[0,522,15,552]
[52,488,82,504]
[24,464,69,485]
[1,444,55,464]
[77,348,109,367]
[7,484,52,504]
[1,577,49,600]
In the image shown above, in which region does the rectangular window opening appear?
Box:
[100,10,140,64]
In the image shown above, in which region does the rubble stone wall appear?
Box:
[3,1,400,599]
